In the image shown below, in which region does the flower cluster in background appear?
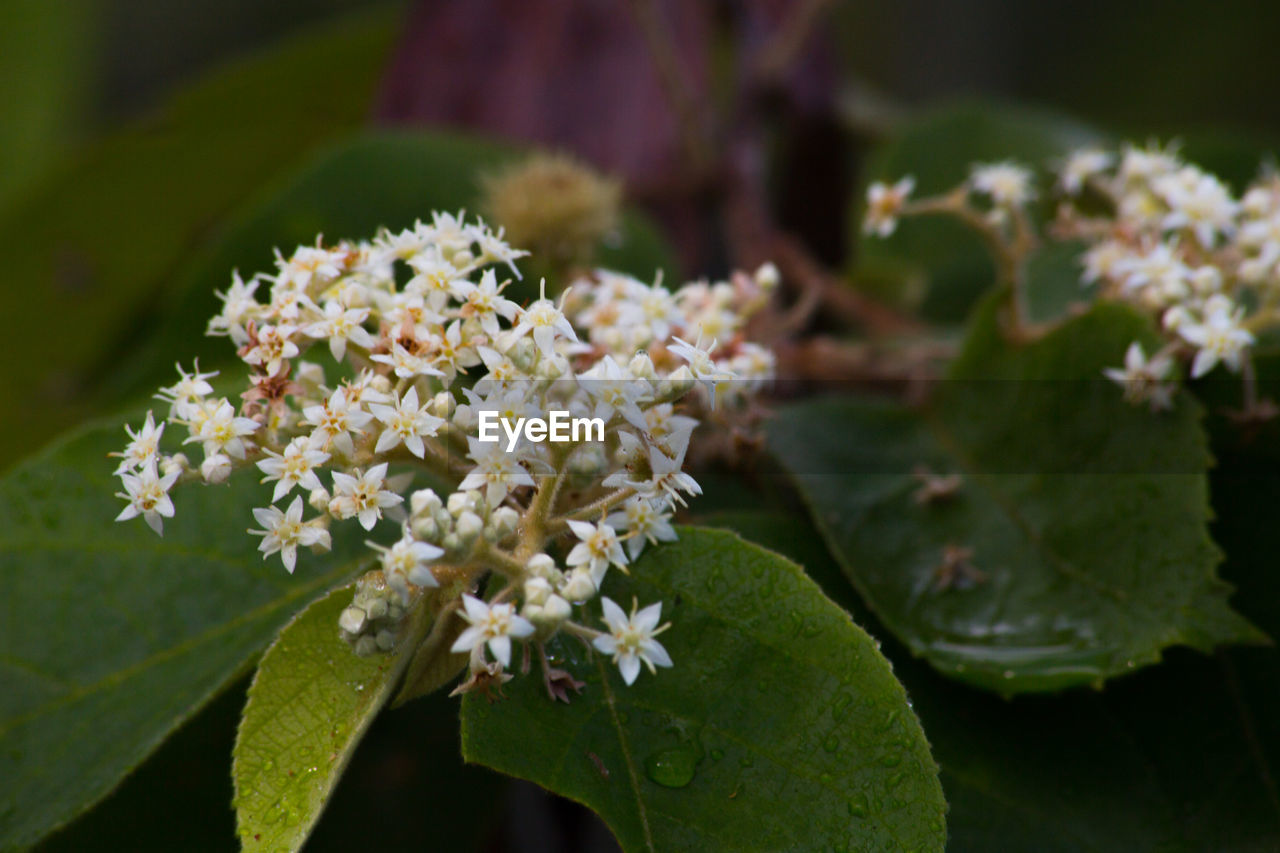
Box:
[111,211,775,693]
[863,142,1280,413]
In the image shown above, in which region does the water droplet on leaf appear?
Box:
[644,747,698,788]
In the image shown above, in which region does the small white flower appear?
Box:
[302,387,373,458]
[970,161,1036,209]
[241,324,300,377]
[305,301,375,362]
[863,176,915,237]
[1103,342,1177,410]
[188,398,259,460]
[112,411,165,475]
[450,594,535,668]
[608,496,677,560]
[458,437,537,508]
[1178,295,1254,378]
[1058,148,1114,195]
[115,460,180,535]
[1157,168,1239,248]
[329,462,404,530]
[155,361,217,418]
[371,530,444,602]
[668,334,732,404]
[256,437,329,502]
[369,341,445,380]
[593,597,672,685]
[369,386,446,458]
[249,495,330,573]
[452,269,519,336]
[565,519,628,585]
[512,279,578,357]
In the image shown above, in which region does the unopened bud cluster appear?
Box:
[864,143,1280,412]
[111,210,776,691]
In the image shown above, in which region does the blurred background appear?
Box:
[6,0,1279,849]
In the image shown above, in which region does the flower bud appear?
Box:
[411,488,442,517]
[524,575,552,605]
[490,506,519,537]
[201,453,232,484]
[354,635,378,657]
[561,569,597,603]
[375,629,397,651]
[754,261,780,290]
[161,453,189,479]
[456,510,484,541]
[338,606,367,635]
[308,488,330,513]
[411,515,439,541]
[541,594,572,624]
[629,352,655,378]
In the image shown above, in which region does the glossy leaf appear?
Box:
[0,9,398,469]
[233,585,413,851]
[112,131,676,399]
[853,100,1105,323]
[0,417,368,849]
[461,527,946,853]
[709,507,1280,851]
[769,296,1262,693]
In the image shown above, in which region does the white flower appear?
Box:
[608,496,677,560]
[188,398,259,460]
[452,269,519,336]
[249,495,330,573]
[458,437,537,508]
[369,341,445,380]
[450,594,535,668]
[1178,295,1254,378]
[302,387,373,458]
[241,325,300,377]
[593,597,672,685]
[565,519,627,585]
[512,279,578,356]
[256,437,329,502]
[113,411,165,475]
[969,161,1036,209]
[115,460,180,535]
[1103,342,1177,410]
[1113,241,1189,304]
[305,301,375,361]
[863,176,915,237]
[329,463,404,530]
[371,531,443,601]
[369,387,446,458]
[580,355,649,429]
[208,271,261,341]
[668,334,732,404]
[1058,148,1113,195]
[155,361,217,419]
[1157,168,1239,248]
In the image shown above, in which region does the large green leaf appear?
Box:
[0,0,88,207]
[233,585,414,851]
[769,296,1262,694]
[461,527,947,853]
[708,507,1280,851]
[853,100,1105,323]
[0,417,369,849]
[111,130,676,400]
[0,8,398,469]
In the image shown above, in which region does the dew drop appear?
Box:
[819,772,833,785]
[847,796,869,818]
[710,749,724,761]
[822,734,840,754]
[644,747,699,788]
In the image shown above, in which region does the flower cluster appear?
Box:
[863,142,1280,412]
[112,211,775,692]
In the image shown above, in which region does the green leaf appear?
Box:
[233,585,414,852]
[0,0,89,207]
[769,295,1262,694]
[854,100,1105,323]
[708,507,1280,851]
[461,527,946,853]
[0,8,398,469]
[111,130,677,399]
[0,417,368,849]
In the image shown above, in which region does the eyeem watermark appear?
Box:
[477,410,605,452]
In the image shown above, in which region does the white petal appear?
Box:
[618,654,641,685]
